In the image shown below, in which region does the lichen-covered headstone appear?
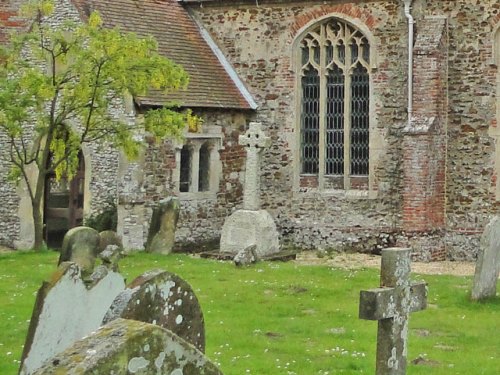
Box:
[145,197,180,254]
[98,244,123,271]
[103,269,205,352]
[58,226,100,275]
[471,215,500,300]
[32,318,223,375]
[20,263,125,375]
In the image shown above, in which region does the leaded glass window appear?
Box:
[299,18,370,189]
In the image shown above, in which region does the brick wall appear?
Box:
[118,109,251,251]
[0,0,26,43]
[402,17,448,242]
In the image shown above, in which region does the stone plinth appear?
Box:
[220,210,279,257]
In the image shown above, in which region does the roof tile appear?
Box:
[71,0,252,109]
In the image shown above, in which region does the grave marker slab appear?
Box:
[103,269,205,352]
[146,197,180,254]
[359,248,427,375]
[32,318,223,375]
[20,263,125,375]
[58,226,100,275]
[471,215,500,300]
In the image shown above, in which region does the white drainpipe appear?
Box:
[403,0,414,123]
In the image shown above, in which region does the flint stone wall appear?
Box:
[186,0,500,260]
[1,0,499,260]
[0,0,127,248]
[118,110,250,251]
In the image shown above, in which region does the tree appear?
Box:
[0,0,197,250]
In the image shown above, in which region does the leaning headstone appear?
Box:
[471,216,500,300]
[359,248,427,375]
[98,230,123,253]
[32,318,223,375]
[98,244,123,271]
[234,244,258,266]
[103,269,205,352]
[145,197,180,254]
[58,226,100,275]
[220,122,280,257]
[20,263,125,375]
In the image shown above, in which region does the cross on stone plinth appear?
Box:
[359,248,428,375]
[238,122,271,211]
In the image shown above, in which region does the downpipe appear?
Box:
[403,0,414,124]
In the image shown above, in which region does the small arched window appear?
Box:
[298,17,371,190]
[198,142,210,192]
[179,145,191,193]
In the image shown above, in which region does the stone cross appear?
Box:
[359,248,427,375]
[239,122,271,211]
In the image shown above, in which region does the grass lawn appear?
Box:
[0,250,499,374]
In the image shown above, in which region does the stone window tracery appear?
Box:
[298,18,371,190]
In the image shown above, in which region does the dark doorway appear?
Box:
[44,152,85,249]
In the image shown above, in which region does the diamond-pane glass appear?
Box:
[350,64,369,176]
[301,67,320,174]
[326,65,344,176]
[299,18,370,186]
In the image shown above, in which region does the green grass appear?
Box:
[0,251,499,374]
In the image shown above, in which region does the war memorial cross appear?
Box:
[359,248,428,375]
[238,122,271,211]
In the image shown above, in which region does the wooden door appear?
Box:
[44,153,85,248]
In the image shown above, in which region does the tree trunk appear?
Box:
[31,166,47,251]
[32,196,44,250]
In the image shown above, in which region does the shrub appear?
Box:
[84,198,117,232]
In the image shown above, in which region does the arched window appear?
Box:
[298,18,371,190]
[198,142,210,192]
[176,136,221,195]
[179,145,191,193]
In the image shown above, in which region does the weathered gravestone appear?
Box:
[146,197,180,254]
[103,269,206,352]
[471,215,500,300]
[32,318,223,375]
[99,244,123,271]
[220,122,280,257]
[58,226,100,276]
[19,263,125,375]
[98,230,123,253]
[359,248,428,375]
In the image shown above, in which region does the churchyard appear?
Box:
[0,250,498,374]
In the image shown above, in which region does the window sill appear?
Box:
[178,191,218,201]
[294,188,378,200]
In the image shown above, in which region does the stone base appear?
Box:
[220,210,280,257]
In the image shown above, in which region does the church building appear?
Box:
[0,0,499,261]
